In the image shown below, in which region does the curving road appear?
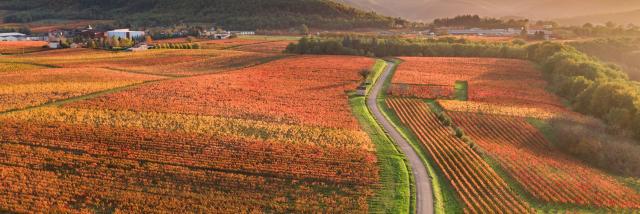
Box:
[367,61,434,214]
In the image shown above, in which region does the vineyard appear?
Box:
[0,41,48,54]
[0,52,381,212]
[388,57,640,212]
[68,56,372,130]
[449,112,640,210]
[0,48,278,77]
[386,98,533,213]
[392,57,563,108]
[0,67,163,112]
[232,40,294,53]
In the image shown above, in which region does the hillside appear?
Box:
[0,0,400,30]
[338,0,640,21]
[556,9,640,26]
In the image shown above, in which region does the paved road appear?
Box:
[367,61,434,214]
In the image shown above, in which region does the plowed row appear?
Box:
[449,112,640,210]
[386,98,533,213]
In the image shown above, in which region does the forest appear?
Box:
[569,37,640,81]
[0,0,404,30]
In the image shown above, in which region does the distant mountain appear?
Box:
[0,0,400,30]
[556,9,640,26]
[338,0,640,22]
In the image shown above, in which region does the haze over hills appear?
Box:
[556,9,640,26]
[338,0,640,23]
[0,0,400,30]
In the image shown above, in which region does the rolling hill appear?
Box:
[0,0,400,30]
[556,9,640,26]
[338,0,640,22]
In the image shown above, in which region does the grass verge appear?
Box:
[353,59,411,213]
[351,94,411,214]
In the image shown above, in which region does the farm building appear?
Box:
[48,42,60,49]
[0,32,27,41]
[229,31,255,35]
[80,26,105,39]
[107,29,145,40]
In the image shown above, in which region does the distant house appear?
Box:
[48,42,60,49]
[80,26,104,39]
[202,29,232,39]
[48,29,77,39]
[107,29,145,40]
[128,43,150,52]
[0,32,27,41]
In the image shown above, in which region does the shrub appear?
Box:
[550,119,640,177]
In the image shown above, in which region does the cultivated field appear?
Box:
[387,57,640,212]
[1,48,280,77]
[387,98,533,213]
[0,51,380,213]
[0,41,48,54]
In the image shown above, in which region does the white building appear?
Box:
[0,32,27,41]
[106,29,145,40]
[229,31,255,35]
[48,42,60,49]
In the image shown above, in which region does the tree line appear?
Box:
[569,37,640,81]
[285,36,527,59]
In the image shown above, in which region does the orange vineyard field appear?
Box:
[1,48,278,77]
[0,67,163,112]
[0,54,380,213]
[0,41,48,54]
[449,112,640,210]
[69,56,372,130]
[393,57,563,108]
[386,98,533,213]
[232,40,294,53]
[390,57,640,211]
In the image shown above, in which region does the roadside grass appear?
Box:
[352,58,411,213]
[376,59,463,214]
[350,94,411,214]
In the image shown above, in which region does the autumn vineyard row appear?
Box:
[386,98,533,214]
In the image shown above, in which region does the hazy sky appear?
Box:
[340,0,640,21]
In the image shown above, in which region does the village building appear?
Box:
[106,29,145,40]
[80,26,105,39]
[128,43,150,52]
[229,31,255,36]
[48,42,60,49]
[0,32,27,41]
